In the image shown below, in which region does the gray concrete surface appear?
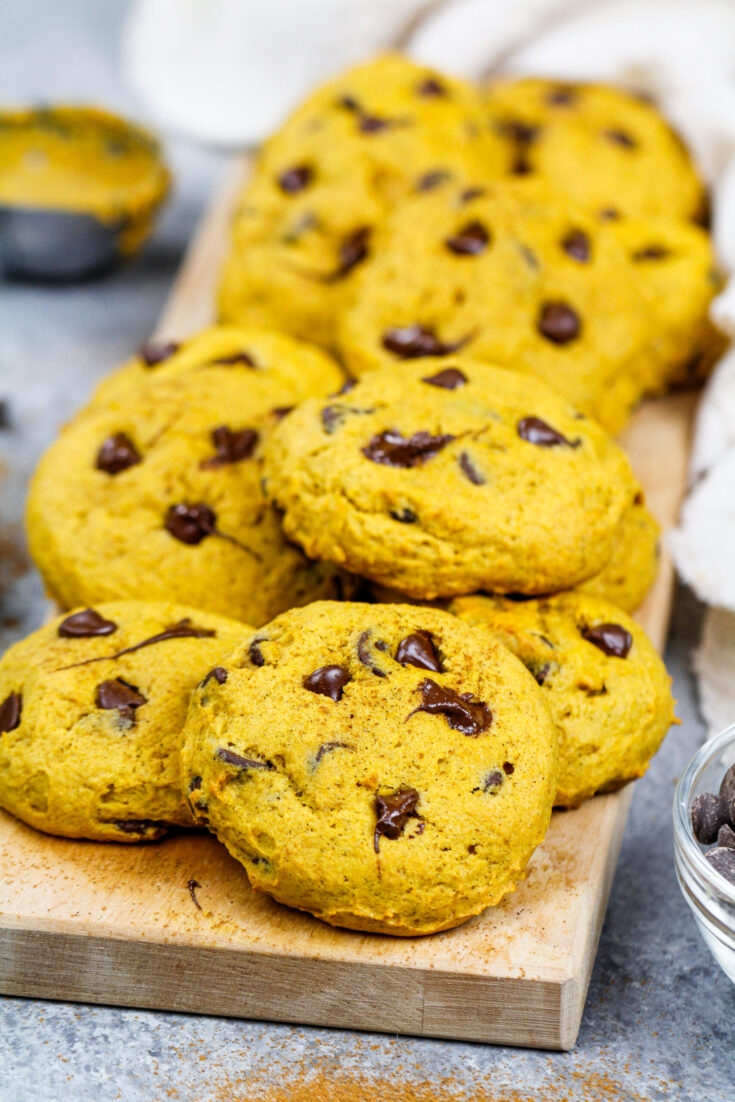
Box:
[0,4,733,1099]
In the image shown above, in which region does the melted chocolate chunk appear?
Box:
[138,339,179,367]
[562,229,591,262]
[460,186,486,203]
[445,220,490,256]
[333,378,356,397]
[357,631,387,677]
[113,819,164,834]
[583,623,633,659]
[408,678,491,735]
[165,503,217,545]
[0,691,22,733]
[96,433,141,475]
[188,879,202,910]
[362,430,455,468]
[418,76,447,97]
[201,426,258,469]
[390,507,417,524]
[96,678,146,724]
[272,405,294,421]
[303,665,351,701]
[249,638,266,667]
[216,748,274,770]
[459,451,485,485]
[498,120,538,144]
[336,227,370,276]
[422,367,467,389]
[691,792,729,844]
[395,631,442,672]
[359,115,390,133]
[704,846,735,886]
[374,788,420,852]
[503,761,514,775]
[382,325,469,359]
[633,245,669,261]
[278,164,313,194]
[604,128,637,149]
[58,609,117,638]
[189,776,202,792]
[517,416,579,448]
[481,770,504,792]
[211,350,256,367]
[59,618,216,670]
[537,301,581,344]
[201,666,228,688]
[416,169,451,192]
[315,740,354,763]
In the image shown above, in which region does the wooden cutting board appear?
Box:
[0,158,696,1050]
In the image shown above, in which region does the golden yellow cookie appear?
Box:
[578,499,660,612]
[218,53,506,347]
[449,592,675,807]
[484,77,705,222]
[89,324,344,409]
[0,601,247,840]
[338,179,716,434]
[27,362,350,626]
[263,358,639,599]
[181,601,558,935]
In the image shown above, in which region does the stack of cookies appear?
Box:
[5,51,709,936]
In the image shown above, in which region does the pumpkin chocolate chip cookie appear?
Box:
[27,361,350,625]
[449,591,675,807]
[262,359,640,599]
[0,601,248,840]
[181,601,558,934]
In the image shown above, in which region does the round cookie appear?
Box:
[0,601,247,841]
[484,77,705,222]
[577,500,660,612]
[449,592,675,807]
[337,179,716,433]
[181,601,558,935]
[218,53,506,347]
[262,358,640,599]
[27,363,350,626]
[89,324,344,410]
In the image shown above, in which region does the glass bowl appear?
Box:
[673,723,735,982]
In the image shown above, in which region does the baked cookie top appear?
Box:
[263,359,639,599]
[218,53,506,346]
[89,324,344,409]
[27,364,349,626]
[449,591,675,807]
[337,179,716,433]
[0,601,247,840]
[485,77,705,222]
[181,601,558,935]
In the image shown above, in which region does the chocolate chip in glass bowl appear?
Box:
[517,416,579,448]
[58,609,118,637]
[562,229,591,263]
[407,678,491,735]
[0,691,22,733]
[691,792,730,844]
[303,665,351,701]
[374,787,420,852]
[705,846,735,885]
[445,220,490,256]
[95,433,141,475]
[537,301,581,345]
[422,367,467,390]
[138,339,179,367]
[278,164,313,194]
[719,764,735,810]
[582,623,633,659]
[395,631,442,672]
[717,823,735,849]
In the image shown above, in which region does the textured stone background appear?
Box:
[0,4,732,1099]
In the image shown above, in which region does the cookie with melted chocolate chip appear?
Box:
[0,601,247,840]
[181,601,557,935]
[262,358,639,599]
[27,356,351,625]
[338,178,717,433]
[449,591,675,807]
[218,53,505,346]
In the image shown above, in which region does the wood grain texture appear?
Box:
[0,155,695,1049]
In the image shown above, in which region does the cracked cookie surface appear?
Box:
[263,359,639,599]
[0,601,248,840]
[449,591,675,807]
[181,601,557,935]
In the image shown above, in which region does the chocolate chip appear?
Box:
[332,378,357,397]
[58,609,118,637]
[704,846,735,886]
[211,351,256,367]
[445,220,490,256]
[691,792,730,844]
[188,776,202,792]
[537,301,581,345]
[188,879,202,910]
[215,748,274,770]
[0,691,22,733]
[382,325,469,359]
[599,208,620,221]
[547,85,577,106]
[562,229,591,262]
[338,94,360,112]
[374,788,420,852]
[278,164,313,193]
[362,430,455,468]
[60,619,216,670]
[459,452,485,485]
[512,149,533,175]
[201,426,258,468]
[416,169,451,192]
[321,406,343,433]
[303,665,351,701]
[138,339,179,367]
[96,678,146,724]
[717,823,735,849]
[408,678,491,736]
[498,120,538,145]
[165,503,217,545]
[517,416,579,448]
[390,508,417,524]
[422,367,467,390]
[272,406,294,421]
[481,770,504,792]
[95,433,141,475]
[337,227,370,276]
[633,245,669,261]
[201,666,228,688]
[460,186,486,203]
[583,623,633,659]
[315,741,354,763]
[503,761,514,775]
[719,764,735,809]
[395,631,442,672]
[359,115,390,133]
[357,631,387,677]
[418,76,447,97]
[249,638,266,667]
[113,819,165,834]
[604,128,637,149]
